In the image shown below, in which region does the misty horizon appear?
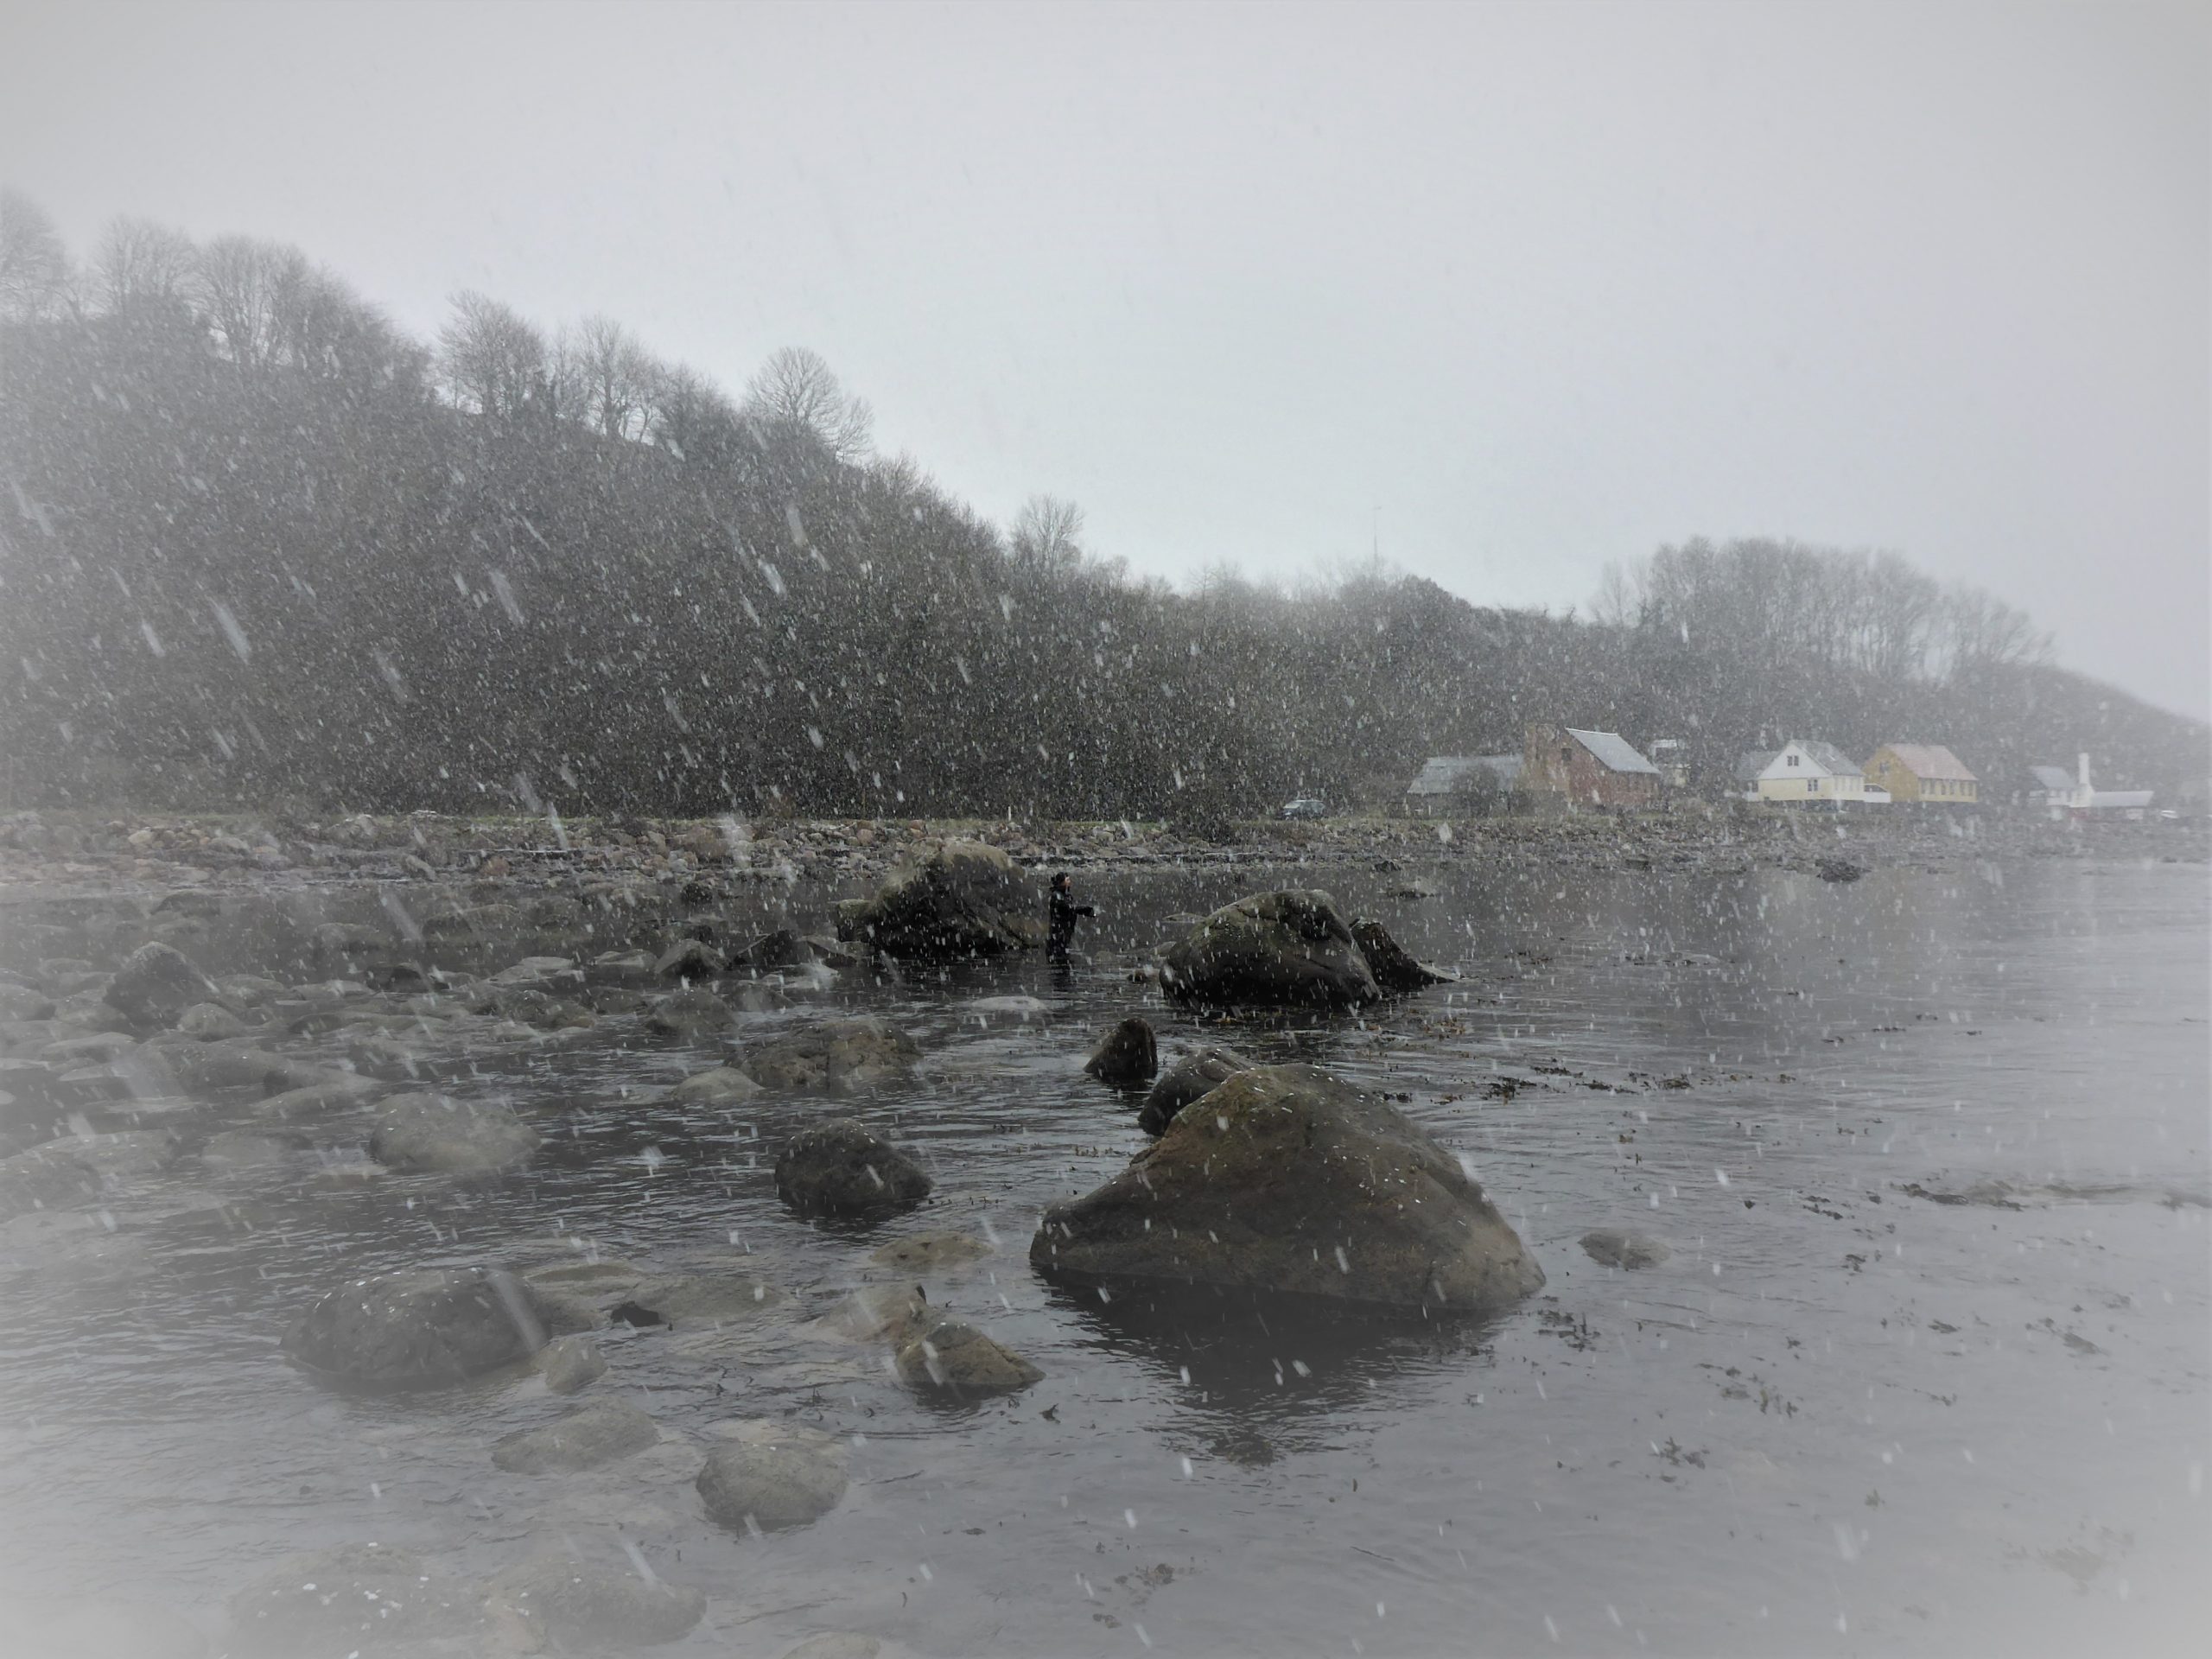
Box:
[4,0,2204,720]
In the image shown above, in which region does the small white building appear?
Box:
[1735,740,1869,804]
[2031,754,2155,819]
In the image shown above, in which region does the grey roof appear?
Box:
[1567,728,1660,775]
[1796,740,1861,775]
[2087,790,2154,809]
[1408,754,1521,795]
[2029,765,2075,792]
[1736,748,1780,784]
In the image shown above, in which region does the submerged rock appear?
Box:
[1084,1016,1159,1088]
[834,838,1044,958]
[0,1131,180,1222]
[1138,1045,1253,1135]
[642,987,732,1039]
[696,1439,849,1532]
[893,1316,1043,1395]
[653,938,725,981]
[867,1230,994,1274]
[491,1396,658,1472]
[1033,1064,1543,1313]
[1815,856,1866,883]
[104,943,219,1030]
[226,1541,489,1657]
[1350,918,1456,990]
[368,1092,539,1173]
[775,1119,932,1221]
[175,1001,251,1041]
[1158,890,1380,1008]
[283,1264,592,1389]
[488,1553,706,1649]
[613,1272,786,1325]
[742,1017,918,1092]
[538,1332,608,1394]
[670,1063,761,1103]
[1580,1230,1670,1269]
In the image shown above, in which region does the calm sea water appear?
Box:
[1,854,2205,1656]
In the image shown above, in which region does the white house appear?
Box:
[1735,740,1869,804]
[2031,754,2155,819]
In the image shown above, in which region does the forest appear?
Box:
[2,192,2202,820]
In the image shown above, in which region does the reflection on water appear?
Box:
[0,855,2206,1656]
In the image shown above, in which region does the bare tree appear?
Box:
[435,289,544,420]
[741,346,873,461]
[648,360,741,459]
[570,314,658,441]
[92,215,196,315]
[1011,494,1086,573]
[0,189,71,322]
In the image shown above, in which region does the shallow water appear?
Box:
[1,855,2206,1656]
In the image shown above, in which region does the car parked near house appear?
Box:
[1281,797,1328,820]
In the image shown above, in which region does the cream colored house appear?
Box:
[1735,740,1868,804]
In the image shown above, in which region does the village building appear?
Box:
[2030,753,2155,819]
[1521,725,1662,809]
[1404,754,1522,816]
[1866,743,1979,804]
[1733,740,1870,804]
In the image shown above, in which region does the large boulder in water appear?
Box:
[283,1265,593,1389]
[104,943,219,1029]
[742,1017,918,1092]
[488,1553,707,1649]
[368,1092,539,1173]
[226,1541,490,1657]
[1158,891,1379,1009]
[1084,1017,1159,1088]
[1033,1064,1543,1313]
[834,839,1044,958]
[774,1118,932,1221]
[1137,1045,1253,1135]
[1351,918,1456,990]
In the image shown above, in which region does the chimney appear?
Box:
[2078,752,2091,792]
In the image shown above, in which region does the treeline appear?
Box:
[0,193,2202,820]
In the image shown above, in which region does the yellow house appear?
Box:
[1866,743,1978,804]
[1735,740,1868,804]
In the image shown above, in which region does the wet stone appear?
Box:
[225,1541,489,1658]
[893,1316,1044,1395]
[538,1332,607,1395]
[491,1395,658,1472]
[488,1553,706,1649]
[368,1092,539,1173]
[696,1439,849,1533]
[774,1118,932,1221]
[1580,1230,1672,1268]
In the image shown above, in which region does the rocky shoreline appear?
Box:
[3,802,2200,901]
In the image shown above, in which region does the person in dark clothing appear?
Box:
[1047,871,1094,960]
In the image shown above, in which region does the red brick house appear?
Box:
[1522,725,1663,809]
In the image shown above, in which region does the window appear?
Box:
[1808,779,1818,793]
[1787,753,1800,766]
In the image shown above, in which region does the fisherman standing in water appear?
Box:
[1047,871,1094,963]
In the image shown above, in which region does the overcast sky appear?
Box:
[7,0,2207,716]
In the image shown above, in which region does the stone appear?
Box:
[1351,918,1457,990]
[774,1119,932,1221]
[491,1396,658,1472]
[487,1554,706,1649]
[893,1316,1043,1395]
[741,1017,918,1092]
[175,1001,251,1041]
[368,1092,539,1173]
[283,1264,593,1389]
[1815,856,1866,883]
[653,938,725,981]
[696,1440,848,1532]
[1137,1045,1253,1135]
[0,1131,180,1222]
[1033,1064,1544,1313]
[0,982,56,1022]
[201,1129,302,1170]
[612,1272,786,1326]
[833,838,1045,957]
[226,1541,489,1657]
[670,1064,760,1103]
[103,942,219,1029]
[1158,890,1381,1008]
[642,987,731,1039]
[254,1073,390,1118]
[867,1231,994,1274]
[1580,1229,1671,1269]
[732,926,808,969]
[1084,1016,1160,1088]
[538,1333,607,1394]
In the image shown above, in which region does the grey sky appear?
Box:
[7,0,2206,717]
